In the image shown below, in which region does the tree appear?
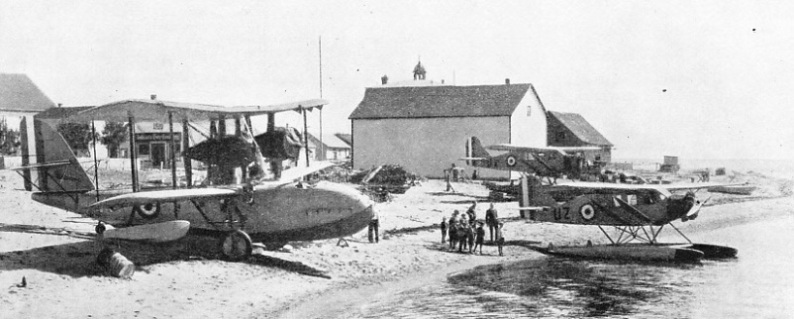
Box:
[101,122,128,158]
[57,122,96,156]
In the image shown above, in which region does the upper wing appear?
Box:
[486,144,600,155]
[66,99,328,123]
[91,187,239,209]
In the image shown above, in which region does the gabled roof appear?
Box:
[307,132,351,150]
[349,83,533,119]
[0,73,55,112]
[35,106,93,119]
[548,111,612,146]
[335,133,352,147]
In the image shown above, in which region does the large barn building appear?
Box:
[349,81,548,179]
[546,111,613,164]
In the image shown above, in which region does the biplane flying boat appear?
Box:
[462,136,604,182]
[517,175,741,262]
[10,98,374,260]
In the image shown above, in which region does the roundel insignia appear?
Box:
[580,204,595,220]
[134,202,161,219]
[506,155,517,167]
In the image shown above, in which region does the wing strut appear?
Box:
[91,120,100,201]
[128,114,140,192]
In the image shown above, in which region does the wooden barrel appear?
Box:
[97,248,135,279]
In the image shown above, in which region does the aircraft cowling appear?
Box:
[667,192,697,220]
[254,127,303,160]
[185,136,257,168]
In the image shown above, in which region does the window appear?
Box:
[556,132,566,141]
[138,144,150,155]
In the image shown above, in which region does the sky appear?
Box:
[1,0,793,160]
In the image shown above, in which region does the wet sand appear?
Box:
[0,170,791,318]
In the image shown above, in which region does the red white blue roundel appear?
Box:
[580,204,595,220]
[506,155,517,167]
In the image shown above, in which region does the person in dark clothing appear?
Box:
[474,222,485,254]
[368,209,379,243]
[458,219,469,253]
[466,201,477,226]
[449,211,459,250]
[466,224,474,254]
[496,222,505,256]
[485,203,499,242]
[440,217,447,243]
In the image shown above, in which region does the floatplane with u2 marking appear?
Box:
[515,175,746,263]
[9,98,375,261]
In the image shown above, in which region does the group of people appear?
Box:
[440,201,505,256]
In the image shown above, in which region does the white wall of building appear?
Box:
[510,89,548,147]
[353,116,511,179]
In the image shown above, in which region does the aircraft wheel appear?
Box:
[95,222,106,235]
[134,203,161,219]
[220,230,253,261]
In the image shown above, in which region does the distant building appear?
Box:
[0,74,55,168]
[350,79,548,179]
[335,133,352,147]
[306,132,351,162]
[546,111,612,163]
[0,73,55,122]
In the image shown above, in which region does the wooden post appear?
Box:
[303,107,309,167]
[168,112,177,189]
[218,115,226,137]
[182,119,192,188]
[128,115,139,192]
[91,120,100,200]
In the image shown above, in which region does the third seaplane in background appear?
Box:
[517,175,745,262]
[462,136,605,183]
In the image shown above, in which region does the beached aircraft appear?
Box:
[462,136,604,182]
[10,99,374,260]
[517,175,742,262]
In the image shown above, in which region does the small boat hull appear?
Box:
[537,243,737,263]
[707,185,756,195]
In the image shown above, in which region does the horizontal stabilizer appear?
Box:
[6,160,71,171]
[459,157,487,161]
[102,220,190,242]
[509,206,548,211]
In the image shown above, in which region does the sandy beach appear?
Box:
[1,169,792,319]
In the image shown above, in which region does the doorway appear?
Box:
[150,142,166,168]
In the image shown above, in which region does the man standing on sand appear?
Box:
[466,200,477,226]
[368,209,380,243]
[445,168,457,193]
[440,217,447,243]
[485,203,499,242]
[474,222,485,255]
[496,222,505,256]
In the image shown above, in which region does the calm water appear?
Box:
[353,214,794,318]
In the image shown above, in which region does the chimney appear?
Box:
[505,78,510,85]
[150,94,157,100]
[381,75,389,85]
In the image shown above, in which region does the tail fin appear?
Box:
[21,119,94,192]
[465,136,490,166]
[518,174,556,220]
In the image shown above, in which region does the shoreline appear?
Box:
[1,171,792,318]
